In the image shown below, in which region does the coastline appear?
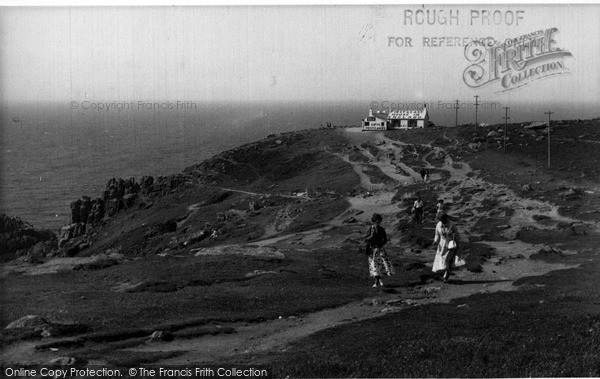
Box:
[2,120,600,376]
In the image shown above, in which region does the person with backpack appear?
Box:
[365,213,394,287]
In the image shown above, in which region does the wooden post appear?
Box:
[455,100,459,127]
[544,111,554,168]
[474,95,480,126]
[503,107,510,150]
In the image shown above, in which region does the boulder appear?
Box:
[530,245,565,260]
[560,187,583,200]
[5,315,50,330]
[184,230,209,245]
[524,121,548,130]
[148,330,173,342]
[570,223,588,236]
[487,131,500,138]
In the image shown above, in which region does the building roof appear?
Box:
[364,111,389,121]
[388,107,427,120]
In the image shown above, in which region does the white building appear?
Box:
[362,110,389,131]
[388,104,429,129]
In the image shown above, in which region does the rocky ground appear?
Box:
[2,119,600,377]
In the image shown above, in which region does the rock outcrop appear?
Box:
[0,214,57,261]
[58,173,194,257]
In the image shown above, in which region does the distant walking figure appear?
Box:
[436,200,445,220]
[365,213,394,287]
[412,196,424,224]
[420,168,426,182]
[432,214,464,282]
[424,169,430,183]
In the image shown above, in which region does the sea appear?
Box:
[2,100,597,232]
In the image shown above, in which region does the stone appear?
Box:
[386,299,404,306]
[561,188,583,200]
[245,270,278,278]
[343,216,357,224]
[5,315,50,330]
[522,184,533,191]
[49,357,80,365]
[524,121,548,130]
[530,245,565,260]
[31,241,47,258]
[148,330,171,342]
[468,142,481,150]
[571,223,588,236]
[487,131,500,138]
[423,286,441,294]
[186,230,209,245]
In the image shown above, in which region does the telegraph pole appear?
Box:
[544,111,554,168]
[474,95,480,127]
[455,100,459,127]
[503,107,510,150]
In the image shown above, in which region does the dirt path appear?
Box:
[139,247,577,365]
[136,129,589,365]
[219,187,306,200]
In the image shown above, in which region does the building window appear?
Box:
[364,121,370,126]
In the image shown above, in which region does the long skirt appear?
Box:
[432,247,466,273]
[368,248,395,277]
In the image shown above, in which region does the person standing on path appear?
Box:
[432,213,463,282]
[412,196,424,224]
[436,199,445,221]
[420,167,426,182]
[365,213,394,287]
[424,169,430,183]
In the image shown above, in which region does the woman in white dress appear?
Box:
[432,213,463,282]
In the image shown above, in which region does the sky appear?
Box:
[1,4,599,110]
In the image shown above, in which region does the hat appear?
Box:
[448,240,457,249]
